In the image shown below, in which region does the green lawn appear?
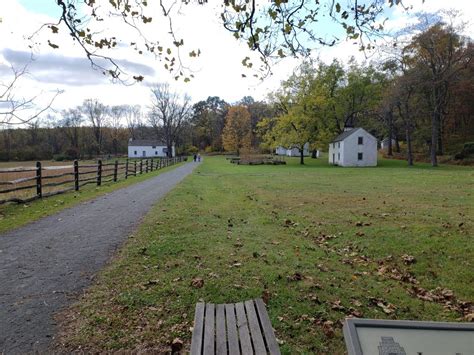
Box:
[0,161,185,234]
[56,156,473,354]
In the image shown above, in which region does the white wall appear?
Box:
[275,146,287,155]
[128,145,175,158]
[341,128,377,167]
[328,141,344,165]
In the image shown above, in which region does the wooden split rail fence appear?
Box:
[0,156,186,205]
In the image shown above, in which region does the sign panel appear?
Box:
[343,318,474,355]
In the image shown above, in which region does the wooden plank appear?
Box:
[191,302,205,355]
[245,300,266,355]
[203,303,215,355]
[255,298,281,355]
[0,184,36,194]
[42,179,75,188]
[216,304,227,355]
[235,302,253,355]
[225,304,240,355]
[41,172,74,180]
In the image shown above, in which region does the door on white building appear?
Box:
[142,150,146,157]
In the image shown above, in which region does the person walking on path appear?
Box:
[193,154,197,162]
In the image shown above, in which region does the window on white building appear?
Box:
[358,152,363,160]
[134,150,137,155]
[338,153,340,160]
[358,137,364,145]
[338,142,340,148]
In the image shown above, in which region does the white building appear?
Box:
[128,139,175,158]
[275,146,288,155]
[328,127,377,167]
[275,143,311,157]
[380,137,396,150]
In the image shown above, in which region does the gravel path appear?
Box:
[0,162,197,354]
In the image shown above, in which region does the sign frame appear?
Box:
[343,318,474,355]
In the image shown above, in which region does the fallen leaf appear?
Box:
[401,254,416,265]
[191,277,204,288]
[287,272,303,281]
[171,338,183,353]
[322,320,335,337]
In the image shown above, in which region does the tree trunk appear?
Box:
[395,136,400,153]
[387,111,393,156]
[437,118,444,155]
[431,110,439,167]
[300,148,304,165]
[405,124,413,166]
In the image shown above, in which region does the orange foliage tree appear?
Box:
[222,105,252,156]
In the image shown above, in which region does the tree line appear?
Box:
[256,18,474,166]
[1,18,472,166]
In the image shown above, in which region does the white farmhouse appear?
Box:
[328,127,377,167]
[128,139,175,158]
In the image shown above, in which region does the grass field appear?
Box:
[54,156,473,353]
[0,160,184,234]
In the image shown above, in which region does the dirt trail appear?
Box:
[0,162,197,354]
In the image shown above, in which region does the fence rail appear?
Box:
[0,156,186,205]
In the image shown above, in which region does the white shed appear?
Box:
[275,143,310,157]
[328,128,377,167]
[380,137,396,150]
[275,146,288,156]
[128,139,175,158]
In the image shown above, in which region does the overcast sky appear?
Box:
[0,0,472,120]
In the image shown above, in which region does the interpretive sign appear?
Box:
[343,318,474,355]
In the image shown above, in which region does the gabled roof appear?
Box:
[330,128,360,143]
[128,139,167,146]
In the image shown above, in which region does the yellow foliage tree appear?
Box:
[222,105,252,155]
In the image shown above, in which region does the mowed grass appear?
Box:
[56,156,473,354]
[0,161,185,234]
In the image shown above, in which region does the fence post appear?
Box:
[145,159,149,173]
[36,161,42,198]
[114,160,118,182]
[134,160,137,176]
[125,159,129,179]
[97,159,102,186]
[150,158,154,172]
[74,160,79,191]
[140,159,143,174]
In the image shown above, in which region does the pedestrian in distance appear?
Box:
[197,153,201,162]
[193,154,197,162]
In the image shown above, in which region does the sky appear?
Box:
[0,0,473,123]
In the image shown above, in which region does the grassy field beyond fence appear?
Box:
[55,156,473,353]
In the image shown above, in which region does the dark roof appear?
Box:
[128,139,167,146]
[330,128,360,143]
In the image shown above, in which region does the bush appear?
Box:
[463,142,474,155]
[454,142,474,160]
[53,154,67,161]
